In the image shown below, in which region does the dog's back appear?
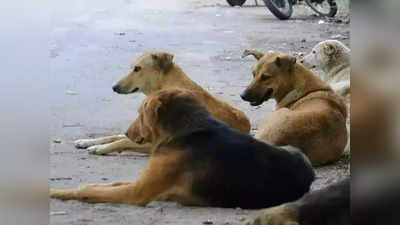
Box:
[164,118,315,209]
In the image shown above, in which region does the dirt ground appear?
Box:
[50,0,350,224]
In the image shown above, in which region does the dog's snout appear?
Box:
[240,90,251,101]
[112,84,121,93]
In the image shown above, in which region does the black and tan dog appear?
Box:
[241,50,348,165]
[51,89,315,209]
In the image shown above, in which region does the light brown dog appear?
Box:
[241,50,347,165]
[51,89,314,209]
[74,52,250,155]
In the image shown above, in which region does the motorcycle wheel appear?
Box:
[226,0,247,6]
[263,0,293,20]
[305,0,337,17]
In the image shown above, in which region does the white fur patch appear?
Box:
[74,135,125,149]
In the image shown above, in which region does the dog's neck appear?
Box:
[150,64,205,94]
[323,52,350,76]
[326,63,350,83]
[276,64,332,109]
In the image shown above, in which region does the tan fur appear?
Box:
[243,204,299,225]
[51,147,205,206]
[51,91,214,206]
[76,52,250,155]
[242,51,347,165]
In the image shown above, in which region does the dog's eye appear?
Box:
[312,50,316,54]
[134,66,141,72]
[261,74,271,81]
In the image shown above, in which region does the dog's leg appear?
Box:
[243,203,299,225]
[51,150,183,205]
[87,137,152,155]
[74,134,126,149]
[83,182,132,188]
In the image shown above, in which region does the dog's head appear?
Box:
[126,89,206,143]
[112,52,175,95]
[301,40,349,70]
[241,50,297,106]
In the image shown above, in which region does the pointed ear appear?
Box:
[151,52,174,74]
[323,42,337,56]
[242,49,265,60]
[275,55,297,72]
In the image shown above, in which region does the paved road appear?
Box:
[50,1,349,224]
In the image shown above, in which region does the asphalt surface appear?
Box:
[50,0,350,224]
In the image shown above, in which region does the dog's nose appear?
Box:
[240,91,251,101]
[112,85,120,93]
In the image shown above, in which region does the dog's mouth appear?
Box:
[113,85,139,95]
[128,87,139,94]
[135,137,144,144]
[250,89,274,106]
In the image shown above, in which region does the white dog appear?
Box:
[301,40,350,100]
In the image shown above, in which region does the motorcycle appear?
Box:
[226,0,338,20]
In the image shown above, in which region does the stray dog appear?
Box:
[74,52,250,155]
[300,40,350,100]
[243,178,350,225]
[241,50,347,165]
[51,89,315,209]
[301,40,351,152]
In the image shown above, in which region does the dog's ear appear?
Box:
[152,52,174,74]
[143,98,162,127]
[139,97,163,141]
[323,42,337,56]
[275,55,297,72]
[242,49,265,60]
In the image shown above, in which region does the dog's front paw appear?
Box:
[50,188,77,200]
[74,139,96,149]
[88,145,108,155]
[243,204,299,225]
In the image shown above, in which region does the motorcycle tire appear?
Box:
[263,0,293,20]
[305,0,337,17]
[227,0,247,6]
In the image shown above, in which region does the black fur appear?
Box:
[156,93,315,209]
[298,177,350,225]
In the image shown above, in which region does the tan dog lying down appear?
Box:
[241,50,347,165]
[51,89,314,209]
[301,40,351,153]
[74,52,250,155]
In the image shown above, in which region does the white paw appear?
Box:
[74,139,97,149]
[88,145,107,155]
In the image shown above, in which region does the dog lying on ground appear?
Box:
[300,40,350,102]
[301,40,351,152]
[243,177,350,225]
[241,50,347,165]
[74,51,250,155]
[51,88,315,209]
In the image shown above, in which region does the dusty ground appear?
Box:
[50,0,350,224]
